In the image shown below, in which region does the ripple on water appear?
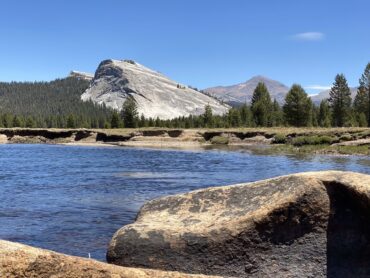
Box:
[0,144,369,260]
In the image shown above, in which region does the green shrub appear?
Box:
[291,136,311,146]
[320,135,336,144]
[273,133,287,144]
[339,133,353,142]
[210,136,229,145]
[336,145,370,155]
[291,135,335,146]
[357,130,370,139]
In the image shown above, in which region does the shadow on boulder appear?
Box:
[325,181,370,277]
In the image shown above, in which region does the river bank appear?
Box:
[0,127,369,155]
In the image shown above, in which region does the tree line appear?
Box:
[0,62,369,129]
[116,62,370,129]
[0,77,113,128]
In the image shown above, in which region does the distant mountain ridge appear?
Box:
[204,76,290,105]
[205,76,360,106]
[81,59,229,119]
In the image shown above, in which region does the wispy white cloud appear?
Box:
[305,85,331,91]
[291,32,325,41]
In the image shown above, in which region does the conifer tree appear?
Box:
[239,104,252,127]
[283,84,312,127]
[358,62,370,126]
[354,87,369,127]
[318,100,331,127]
[110,111,121,128]
[67,114,76,128]
[12,115,22,127]
[251,82,272,126]
[328,74,352,127]
[228,108,241,127]
[203,104,214,128]
[311,102,319,127]
[121,96,139,128]
[271,99,284,126]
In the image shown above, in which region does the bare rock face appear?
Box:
[107,171,370,277]
[81,59,229,119]
[0,240,217,278]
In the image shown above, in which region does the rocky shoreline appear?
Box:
[3,171,370,277]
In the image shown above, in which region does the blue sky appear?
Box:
[0,0,369,93]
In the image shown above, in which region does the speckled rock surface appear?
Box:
[81,59,229,119]
[0,240,218,278]
[107,171,370,277]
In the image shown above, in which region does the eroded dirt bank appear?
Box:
[0,128,369,155]
[0,128,275,147]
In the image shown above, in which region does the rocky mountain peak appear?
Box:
[81,59,229,119]
[204,75,290,105]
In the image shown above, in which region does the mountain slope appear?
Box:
[81,59,229,119]
[0,78,112,127]
[204,76,290,105]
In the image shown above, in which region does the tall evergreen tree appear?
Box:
[67,114,76,128]
[121,96,139,128]
[318,100,331,127]
[239,104,252,127]
[354,87,369,114]
[110,111,122,128]
[251,82,272,126]
[283,84,312,127]
[328,74,352,127]
[353,87,369,127]
[138,114,148,127]
[12,115,23,127]
[271,99,284,126]
[228,108,241,127]
[358,62,370,126]
[311,101,319,127]
[203,104,214,128]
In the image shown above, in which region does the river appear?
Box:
[1,144,370,260]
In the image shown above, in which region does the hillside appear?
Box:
[204,75,290,105]
[0,78,112,128]
[81,59,229,119]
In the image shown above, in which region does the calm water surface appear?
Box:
[1,144,370,260]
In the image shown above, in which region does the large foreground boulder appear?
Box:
[107,171,370,277]
[0,240,217,278]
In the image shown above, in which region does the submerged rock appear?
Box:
[0,240,217,278]
[107,171,370,277]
